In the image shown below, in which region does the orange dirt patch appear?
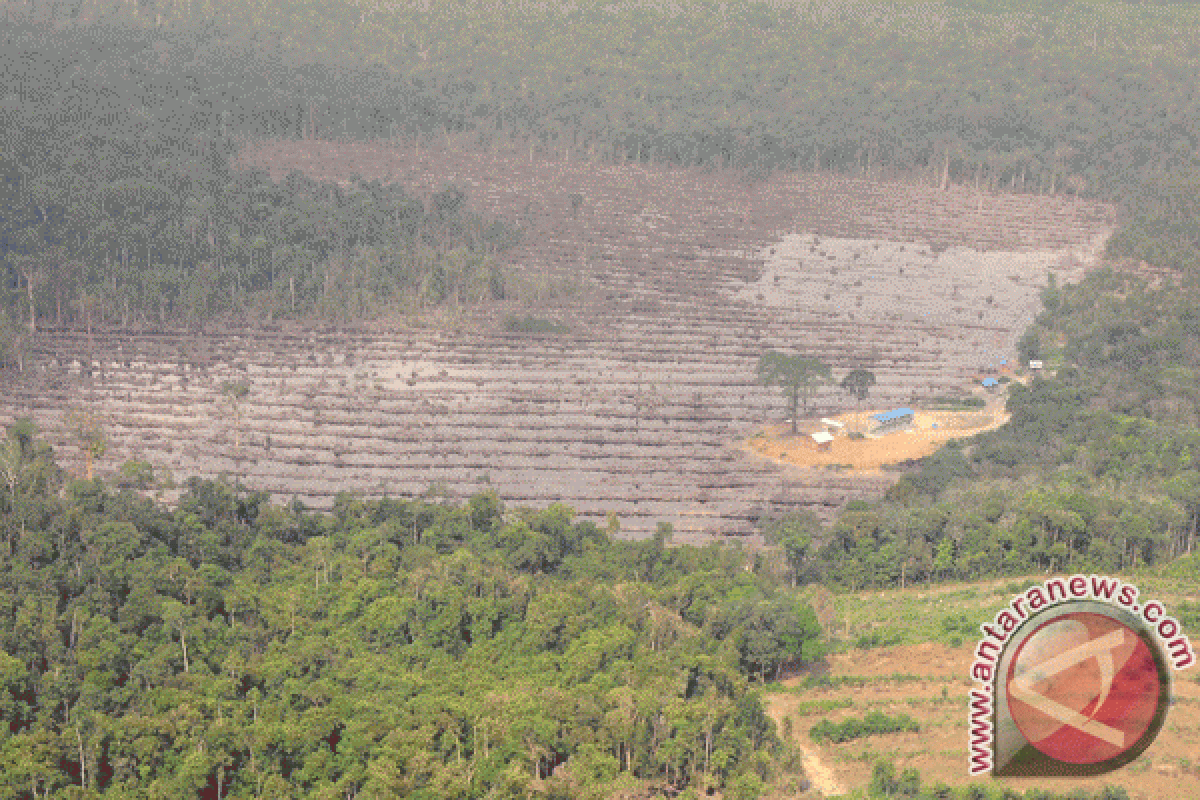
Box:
[740,404,1009,473]
[770,642,1200,799]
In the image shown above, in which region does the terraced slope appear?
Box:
[0,141,1115,540]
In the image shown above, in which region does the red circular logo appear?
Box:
[1006,612,1164,765]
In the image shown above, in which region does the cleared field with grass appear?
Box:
[768,575,1200,798]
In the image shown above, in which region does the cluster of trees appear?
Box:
[1105,166,1200,276]
[5,1,1200,200]
[756,351,876,433]
[0,21,522,343]
[766,267,1200,589]
[0,421,821,797]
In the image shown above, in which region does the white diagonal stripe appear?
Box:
[1008,628,1128,748]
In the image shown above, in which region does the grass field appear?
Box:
[768,575,1200,798]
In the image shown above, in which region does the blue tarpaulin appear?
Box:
[872,408,915,423]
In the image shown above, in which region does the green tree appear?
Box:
[67,410,106,481]
[840,368,877,433]
[840,369,876,418]
[756,351,832,434]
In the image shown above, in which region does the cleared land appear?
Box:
[742,384,1013,472]
[769,576,1200,799]
[0,140,1114,539]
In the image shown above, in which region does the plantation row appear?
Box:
[1,139,1115,539]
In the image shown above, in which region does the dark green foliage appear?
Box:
[1107,167,1200,274]
[781,268,1200,589]
[0,422,821,796]
[0,23,519,329]
[4,1,1196,200]
[502,315,570,334]
[855,629,904,650]
[809,711,919,744]
[757,351,832,434]
[926,395,986,409]
[870,760,898,797]
[116,459,155,489]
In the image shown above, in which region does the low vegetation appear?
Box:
[502,315,571,334]
[864,760,1132,800]
[809,710,919,744]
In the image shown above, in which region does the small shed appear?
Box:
[871,407,915,435]
[982,377,999,391]
[1029,360,1044,370]
[819,418,845,435]
[810,431,834,452]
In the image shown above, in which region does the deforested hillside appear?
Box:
[2,136,1115,538]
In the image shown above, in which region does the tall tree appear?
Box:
[756,351,832,434]
[66,411,106,481]
[840,369,877,431]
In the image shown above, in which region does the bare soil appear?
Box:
[770,642,1200,799]
[771,576,1200,799]
[0,140,1113,539]
[740,385,1012,473]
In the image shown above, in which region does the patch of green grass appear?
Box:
[855,629,904,649]
[799,673,928,690]
[829,573,1200,660]
[792,697,855,716]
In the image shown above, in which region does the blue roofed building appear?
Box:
[982,377,999,391]
[871,407,915,435]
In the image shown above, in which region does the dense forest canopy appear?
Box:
[5,0,1200,195]
[0,19,523,342]
[0,432,824,797]
[4,0,1200,334]
[4,3,1200,795]
[763,267,1200,590]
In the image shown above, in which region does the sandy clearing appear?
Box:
[795,741,845,797]
[739,397,1010,472]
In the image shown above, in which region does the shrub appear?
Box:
[810,710,919,743]
[856,629,903,649]
[117,460,155,489]
[927,395,986,409]
[869,760,897,797]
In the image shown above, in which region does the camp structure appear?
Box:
[810,431,834,451]
[819,418,845,435]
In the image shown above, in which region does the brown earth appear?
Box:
[769,574,1200,800]
[1,139,1110,539]
[741,383,1015,473]
[770,642,1200,799]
